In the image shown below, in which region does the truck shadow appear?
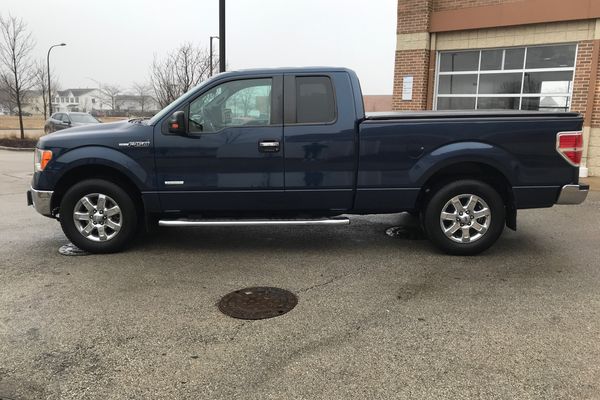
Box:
[133,214,546,259]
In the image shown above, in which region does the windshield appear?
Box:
[70,114,99,123]
[147,96,184,125]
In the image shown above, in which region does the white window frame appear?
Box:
[434,43,578,112]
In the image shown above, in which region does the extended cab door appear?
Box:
[282,72,357,211]
[153,75,284,213]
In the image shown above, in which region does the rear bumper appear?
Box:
[556,184,589,205]
[27,187,54,217]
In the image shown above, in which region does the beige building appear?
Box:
[394,0,600,176]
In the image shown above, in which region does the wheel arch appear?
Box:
[415,161,516,230]
[51,164,144,217]
[410,142,517,224]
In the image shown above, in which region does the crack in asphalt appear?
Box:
[297,268,363,294]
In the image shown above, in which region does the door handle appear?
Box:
[258,140,280,153]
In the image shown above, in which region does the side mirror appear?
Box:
[168,110,187,134]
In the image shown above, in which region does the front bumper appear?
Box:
[556,184,589,205]
[27,187,54,217]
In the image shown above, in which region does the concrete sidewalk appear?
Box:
[581,176,600,191]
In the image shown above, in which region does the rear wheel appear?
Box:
[59,179,138,253]
[422,179,505,255]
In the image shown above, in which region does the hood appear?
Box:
[38,120,153,150]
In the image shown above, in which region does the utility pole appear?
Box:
[219,0,226,73]
[47,43,66,115]
[209,36,219,77]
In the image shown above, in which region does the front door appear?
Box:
[154,75,284,213]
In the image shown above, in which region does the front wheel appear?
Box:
[422,179,505,256]
[59,179,138,253]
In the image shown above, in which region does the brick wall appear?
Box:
[397,0,432,33]
[588,40,600,176]
[433,0,521,12]
[394,0,434,111]
[392,50,431,110]
[591,45,600,128]
[571,41,594,116]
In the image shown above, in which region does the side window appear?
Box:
[188,78,272,134]
[296,76,335,124]
[61,114,70,123]
[53,113,63,121]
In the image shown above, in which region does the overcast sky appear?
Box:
[2,0,397,95]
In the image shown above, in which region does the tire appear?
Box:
[422,179,505,256]
[59,179,138,253]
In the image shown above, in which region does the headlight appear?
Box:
[34,148,53,172]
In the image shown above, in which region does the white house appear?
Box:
[20,88,160,116]
[52,89,103,113]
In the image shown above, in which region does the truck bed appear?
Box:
[356,110,583,212]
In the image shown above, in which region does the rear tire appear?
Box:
[59,179,138,253]
[422,179,505,255]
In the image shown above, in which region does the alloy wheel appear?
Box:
[439,194,491,244]
[72,193,122,242]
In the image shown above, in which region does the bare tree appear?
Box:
[150,42,212,108]
[99,83,122,111]
[234,87,257,117]
[131,82,153,113]
[0,14,36,139]
[0,76,16,112]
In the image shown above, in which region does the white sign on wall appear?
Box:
[402,76,413,101]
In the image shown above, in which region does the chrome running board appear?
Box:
[158,217,350,227]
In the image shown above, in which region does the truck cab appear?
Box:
[152,68,360,214]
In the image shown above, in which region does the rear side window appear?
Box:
[296,76,335,124]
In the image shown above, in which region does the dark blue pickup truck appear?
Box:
[28,67,588,255]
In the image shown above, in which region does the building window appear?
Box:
[435,44,577,112]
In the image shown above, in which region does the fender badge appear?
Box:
[119,141,151,148]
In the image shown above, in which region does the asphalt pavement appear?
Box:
[1,149,599,399]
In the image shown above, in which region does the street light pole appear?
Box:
[209,36,219,77]
[47,43,66,115]
[219,0,225,73]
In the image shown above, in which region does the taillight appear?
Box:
[556,131,583,167]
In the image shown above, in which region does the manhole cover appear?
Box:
[58,243,89,256]
[218,287,298,320]
[385,226,426,240]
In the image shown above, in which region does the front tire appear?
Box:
[423,179,505,255]
[59,179,138,253]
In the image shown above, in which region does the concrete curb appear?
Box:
[0,145,35,151]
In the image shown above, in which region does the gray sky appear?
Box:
[3,0,397,95]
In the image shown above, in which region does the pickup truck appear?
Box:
[27,67,588,255]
